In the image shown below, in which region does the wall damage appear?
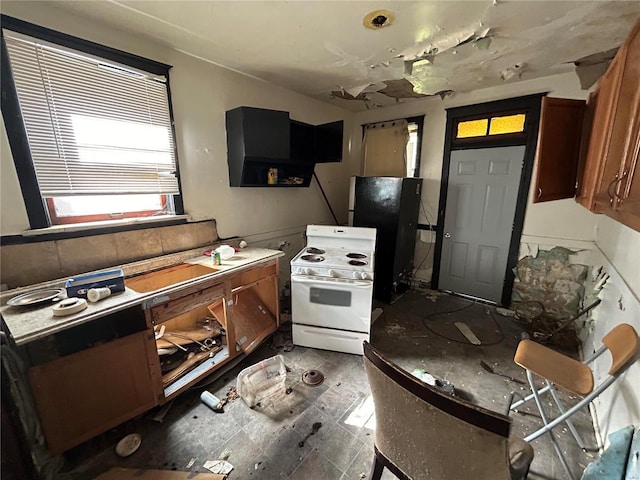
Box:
[513,246,589,321]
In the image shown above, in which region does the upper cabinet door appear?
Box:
[533,97,586,203]
[315,120,344,163]
[290,119,316,163]
[226,106,290,160]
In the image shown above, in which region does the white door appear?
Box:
[439,146,525,303]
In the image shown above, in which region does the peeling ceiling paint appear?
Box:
[6,0,639,111]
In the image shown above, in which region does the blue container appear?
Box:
[65,269,125,299]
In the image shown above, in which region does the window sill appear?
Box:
[18,215,190,238]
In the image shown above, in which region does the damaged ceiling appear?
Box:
[6,1,640,111]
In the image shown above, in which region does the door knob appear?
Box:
[444,232,451,238]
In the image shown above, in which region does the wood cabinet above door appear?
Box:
[533,97,585,203]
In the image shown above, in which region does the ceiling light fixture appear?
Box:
[363,10,395,30]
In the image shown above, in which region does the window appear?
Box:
[1,17,182,229]
[455,113,526,139]
[406,121,421,177]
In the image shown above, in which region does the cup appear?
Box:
[87,287,111,303]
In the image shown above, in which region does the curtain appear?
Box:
[363,119,409,177]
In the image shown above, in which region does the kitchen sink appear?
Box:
[126,263,219,293]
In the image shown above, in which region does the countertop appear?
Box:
[0,246,284,346]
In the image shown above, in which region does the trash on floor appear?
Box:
[93,467,225,480]
[221,385,239,406]
[237,354,287,407]
[301,369,324,386]
[200,391,224,412]
[454,321,482,345]
[114,433,141,457]
[203,459,234,475]
[479,360,525,385]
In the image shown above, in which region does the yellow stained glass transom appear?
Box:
[489,114,526,135]
[456,119,488,138]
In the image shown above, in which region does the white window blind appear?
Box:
[4,30,179,196]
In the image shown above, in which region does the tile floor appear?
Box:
[58,290,598,480]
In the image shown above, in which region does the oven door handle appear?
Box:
[291,275,372,288]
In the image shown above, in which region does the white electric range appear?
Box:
[291,225,377,355]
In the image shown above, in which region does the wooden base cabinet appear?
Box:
[28,331,158,455]
[23,258,280,455]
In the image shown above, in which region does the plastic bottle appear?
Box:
[200,391,223,412]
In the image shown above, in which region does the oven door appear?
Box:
[291,274,373,333]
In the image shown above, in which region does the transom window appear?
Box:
[456,113,526,139]
[2,19,182,228]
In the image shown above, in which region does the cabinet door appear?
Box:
[533,97,585,202]
[290,120,316,163]
[577,54,625,211]
[605,21,640,231]
[315,120,344,163]
[28,331,157,454]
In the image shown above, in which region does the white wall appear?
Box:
[583,216,640,442]
[0,2,358,240]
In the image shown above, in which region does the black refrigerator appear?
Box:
[352,176,423,303]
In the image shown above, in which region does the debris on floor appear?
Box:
[203,460,234,475]
[114,433,141,457]
[271,323,295,352]
[479,361,525,385]
[454,321,482,345]
[200,391,224,412]
[221,386,239,406]
[301,369,324,386]
[298,422,322,447]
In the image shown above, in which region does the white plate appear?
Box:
[7,288,64,307]
[115,433,141,457]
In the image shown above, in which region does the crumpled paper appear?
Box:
[203,460,234,475]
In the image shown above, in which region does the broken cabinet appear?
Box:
[145,260,280,402]
[21,257,280,455]
[27,308,157,454]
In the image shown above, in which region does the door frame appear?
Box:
[431,94,544,306]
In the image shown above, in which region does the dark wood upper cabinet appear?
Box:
[315,120,344,163]
[290,119,316,163]
[226,106,290,161]
[533,97,586,203]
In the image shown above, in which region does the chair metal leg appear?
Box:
[369,452,384,480]
[509,384,553,410]
[524,370,576,480]
[546,380,587,450]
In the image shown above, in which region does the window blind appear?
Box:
[4,30,179,196]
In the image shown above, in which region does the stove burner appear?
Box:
[349,260,368,266]
[346,253,366,259]
[306,247,325,255]
[301,254,325,263]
